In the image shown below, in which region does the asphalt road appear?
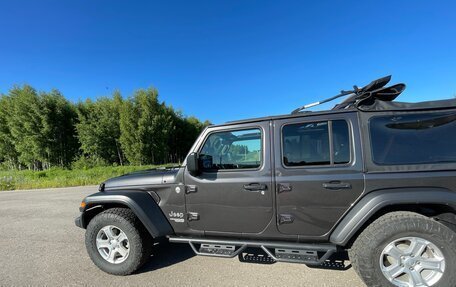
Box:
[0,186,364,286]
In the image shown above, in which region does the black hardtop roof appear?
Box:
[213,98,456,128]
[357,98,456,112]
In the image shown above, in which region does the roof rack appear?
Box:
[291,75,406,114]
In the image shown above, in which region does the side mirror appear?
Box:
[186,152,199,175]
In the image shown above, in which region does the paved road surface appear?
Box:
[0,186,364,286]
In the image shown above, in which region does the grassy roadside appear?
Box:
[0,164,177,191]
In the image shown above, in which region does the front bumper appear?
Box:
[75,216,83,229]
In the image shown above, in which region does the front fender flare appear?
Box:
[80,191,174,238]
[330,188,456,246]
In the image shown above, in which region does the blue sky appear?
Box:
[1,1,455,124]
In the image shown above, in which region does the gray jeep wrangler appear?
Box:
[76,76,456,287]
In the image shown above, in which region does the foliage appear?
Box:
[41,89,79,168]
[119,88,210,165]
[0,86,80,170]
[5,86,47,169]
[0,165,175,190]
[75,92,124,165]
[0,175,15,190]
[71,156,109,170]
[0,96,18,169]
[0,84,210,172]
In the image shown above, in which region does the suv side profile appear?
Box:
[75,76,456,287]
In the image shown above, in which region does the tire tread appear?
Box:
[349,211,456,287]
[85,207,153,275]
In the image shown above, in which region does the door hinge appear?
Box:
[279,214,294,225]
[187,212,200,221]
[185,185,197,194]
[278,183,292,193]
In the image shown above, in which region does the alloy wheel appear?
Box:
[380,236,445,286]
[96,225,130,264]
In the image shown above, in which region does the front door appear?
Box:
[184,122,273,234]
[273,113,365,238]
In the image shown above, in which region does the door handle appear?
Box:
[322,181,352,190]
[243,183,267,191]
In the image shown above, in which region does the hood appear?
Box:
[103,167,180,189]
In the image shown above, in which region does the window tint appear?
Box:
[370,112,456,165]
[200,128,262,170]
[332,120,350,164]
[282,120,350,167]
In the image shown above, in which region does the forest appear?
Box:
[0,85,210,171]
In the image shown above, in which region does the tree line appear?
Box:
[0,85,210,170]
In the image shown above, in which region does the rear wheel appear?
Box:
[85,208,153,275]
[349,211,456,287]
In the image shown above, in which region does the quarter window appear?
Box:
[370,112,456,165]
[200,128,262,170]
[282,120,350,167]
[333,120,350,164]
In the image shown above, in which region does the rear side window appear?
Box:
[370,112,456,165]
[282,120,350,167]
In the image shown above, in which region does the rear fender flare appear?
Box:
[330,188,456,246]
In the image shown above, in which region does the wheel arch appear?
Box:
[330,188,456,247]
[80,191,174,239]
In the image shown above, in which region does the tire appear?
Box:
[85,208,153,275]
[349,211,456,287]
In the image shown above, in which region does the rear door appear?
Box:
[273,112,365,238]
[184,121,274,234]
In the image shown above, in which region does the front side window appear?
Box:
[282,120,350,167]
[370,112,456,165]
[200,128,262,170]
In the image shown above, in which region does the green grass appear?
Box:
[0,164,177,191]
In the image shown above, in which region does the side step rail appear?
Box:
[168,236,337,264]
[188,242,247,258]
[260,246,333,265]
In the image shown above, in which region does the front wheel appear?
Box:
[85,208,153,275]
[349,211,456,287]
